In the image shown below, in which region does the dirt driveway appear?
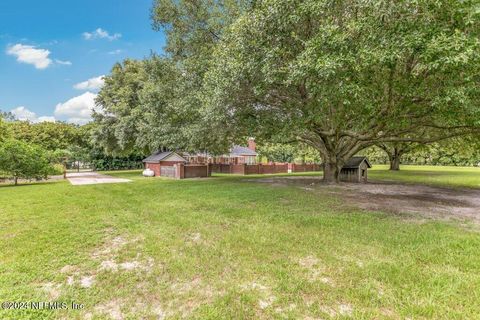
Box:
[67,172,131,186]
[250,177,480,223]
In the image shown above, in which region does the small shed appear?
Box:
[340,156,372,183]
[143,151,187,177]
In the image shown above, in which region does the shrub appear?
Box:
[0,139,53,185]
[49,163,65,176]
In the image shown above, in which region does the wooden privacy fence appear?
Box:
[174,164,211,179]
[152,163,322,179]
[209,163,322,175]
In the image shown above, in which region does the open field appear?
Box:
[1,168,480,319]
[369,165,480,188]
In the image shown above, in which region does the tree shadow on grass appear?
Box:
[0,179,65,189]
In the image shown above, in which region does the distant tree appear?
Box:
[0,117,11,143]
[8,121,82,151]
[0,139,52,185]
[93,58,173,154]
[92,1,251,156]
[365,135,480,167]
[258,143,296,163]
[258,143,321,163]
[0,110,15,121]
[205,0,480,182]
[377,142,425,171]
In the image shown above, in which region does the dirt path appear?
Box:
[250,177,480,223]
[67,172,131,186]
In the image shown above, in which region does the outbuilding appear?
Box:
[143,151,187,177]
[340,156,372,183]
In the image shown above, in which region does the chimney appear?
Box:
[248,138,256,152]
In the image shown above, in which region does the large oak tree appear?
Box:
[93,1,251,155]
[205,0,480,182]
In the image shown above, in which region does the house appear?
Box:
[143,151,187,177]
[230,138,258,164]
[185,138,258,165]
[340,156,372,183]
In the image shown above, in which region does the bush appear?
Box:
[0,139,53,185]
[49,163,65,176]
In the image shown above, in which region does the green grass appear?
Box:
[370,165,480,188]
[1,170,480,319]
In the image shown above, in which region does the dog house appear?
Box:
[340,156,372,183]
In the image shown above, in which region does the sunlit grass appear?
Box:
[1,171,479,319]
[370,164,480,188]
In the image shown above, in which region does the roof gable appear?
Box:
[230,145,257,156]
[143,151,187,163]
[163,153,188,162]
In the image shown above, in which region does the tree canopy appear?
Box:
[93,1,252,155]
[0,139,52,185]
[7,121,83,151]
[90,0,480,182]
[204,0,480,181]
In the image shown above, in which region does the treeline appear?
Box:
[364,138,480,168]
[0,116,144,185]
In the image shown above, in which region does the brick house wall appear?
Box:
[145,160,186,177]
[145,163,161,176]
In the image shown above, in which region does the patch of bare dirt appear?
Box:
[298,256,335,285]
[251,177,480,223]
[165,276,222,318]
[41,282,61,300]
[240,281,277,310]
[95,300,124,320]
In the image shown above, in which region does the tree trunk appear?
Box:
[389,155,401,171]
[323,161,341,183]
[14,176,18,186]
[388,147,402,171]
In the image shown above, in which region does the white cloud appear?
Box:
[108,49,123,55]
[55,59,72,66]
[73,76,105,91]
[37,116,56,122]
[82,28,121,41]
[10,106,55,123]
[6,44,52,69]
[54,92,98,124]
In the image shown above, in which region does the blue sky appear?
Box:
[0,0,165,124]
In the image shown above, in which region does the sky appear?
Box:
[0,0,166,124]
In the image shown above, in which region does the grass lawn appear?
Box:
[1,169,480,319]
[369,165,480,188]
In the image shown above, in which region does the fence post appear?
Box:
[288,163,293,173]
[175,163,185,179]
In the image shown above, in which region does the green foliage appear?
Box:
[89,148,144,171]
[258,143,296,162]
[0,117,11,143]
[49,163,65,176]
[0,139,53,185]
[94,58,185,153]
[152,0,247,59]
[366,136,480,167]
[92,1,251,156]
[204,0,480,180]
[258,143,321,163]
[7,121,83,151]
